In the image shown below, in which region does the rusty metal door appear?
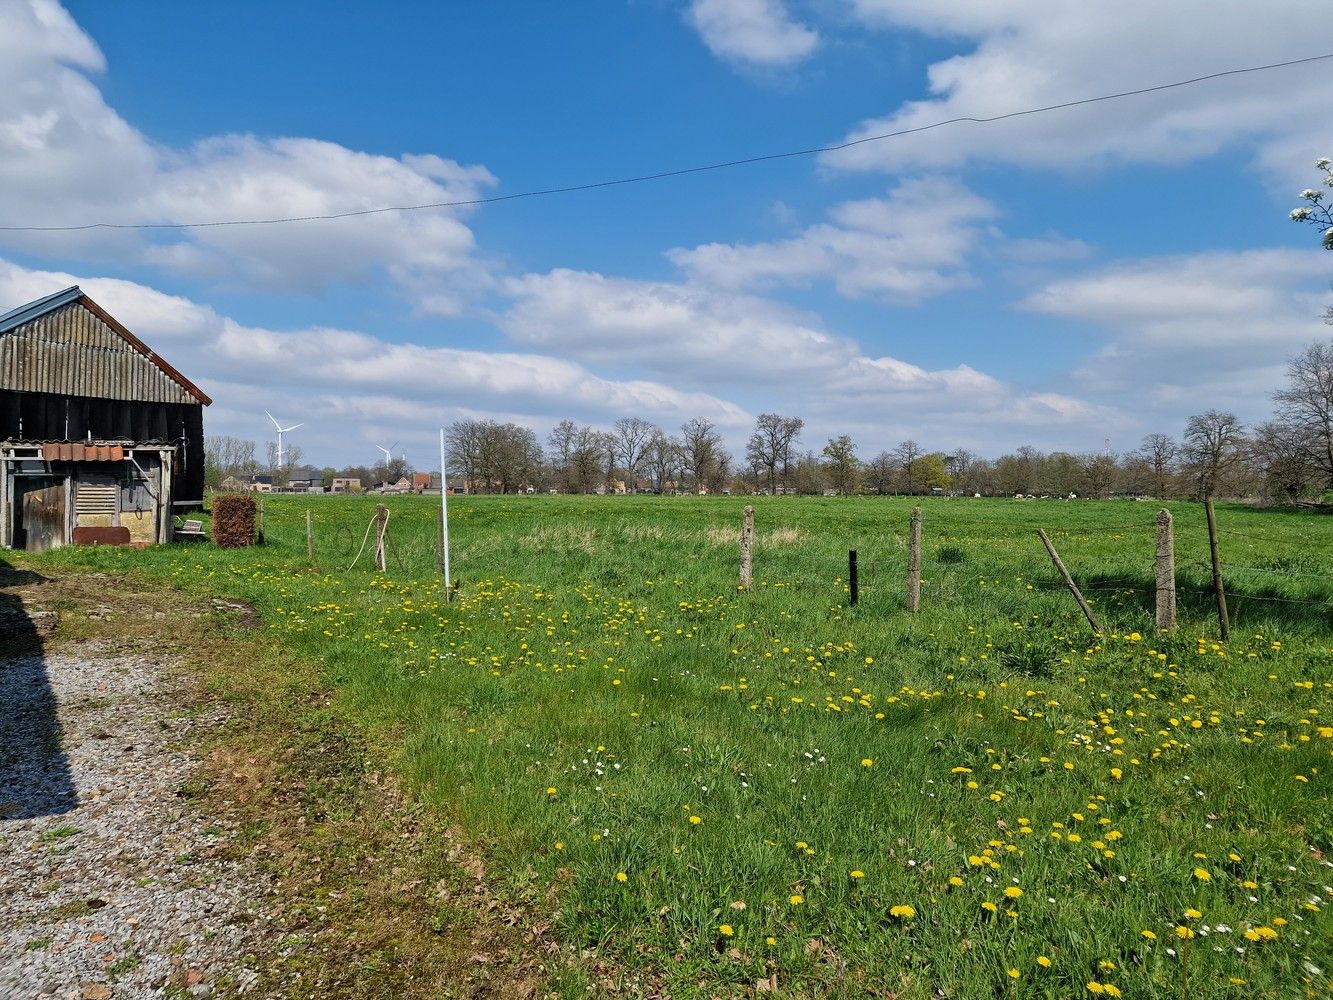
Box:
[21,481,65,553]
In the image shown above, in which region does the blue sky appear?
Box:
[1,0,1329,469]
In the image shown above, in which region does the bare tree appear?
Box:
[1251,420,1322,504]
[1136,433,1178,499]
[612,417,659,487]
[203,435,258,488]
[1183,410,1245,499]
[1273,341,1333,491]
[891,440,922,495]
[746,413,804,495]
[447,419,487,491]
[821,435,859,495]
[266,441,304,476]
[645,432,684,492]
[864,452,895,495]
[566,426,612,494]
[680,417,723,492]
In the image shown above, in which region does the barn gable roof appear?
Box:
[0,285,211,406]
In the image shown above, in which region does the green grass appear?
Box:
[27,495,1333,998]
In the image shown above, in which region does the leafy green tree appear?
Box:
[821,435,860,495]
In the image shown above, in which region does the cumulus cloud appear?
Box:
[825,1,1333,185]
[0,0,496,309]
[501,264,1113,451]
[1021,247,1333,425]
[685,0,819,70]
[667,177,996,303]
[0,258,749,462]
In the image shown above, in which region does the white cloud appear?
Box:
[501,264,1115,451]
[667,177,996,303]
[0,258,750,461]
[826,1,1333,185]
[685,0,819,70]
[1021,247,1333,427]
[0,1,496,309]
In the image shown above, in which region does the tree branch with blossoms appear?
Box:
[1290,157,1333,250]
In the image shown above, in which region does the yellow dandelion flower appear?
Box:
[889,904,916,919]
[719,924,734,937]
[1004,886,1023,899]
[689,815,702,825]
[1141,929,1157,940]
[1007,968,1020,979]
[1192,867,1211,881]
[1036,955,1052,968]
[861,758,874,767]
[789,894,804,906]
[615,872,628,883]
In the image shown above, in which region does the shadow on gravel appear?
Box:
[0,556,77,819]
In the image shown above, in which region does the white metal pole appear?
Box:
[439,428,452,601]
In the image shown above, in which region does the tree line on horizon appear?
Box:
[203,340,1333,504]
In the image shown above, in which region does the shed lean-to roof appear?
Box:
[0,285,211,406]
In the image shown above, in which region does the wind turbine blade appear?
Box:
[265,410,280,429]
[287,423,304,432]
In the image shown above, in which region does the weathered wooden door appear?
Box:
[22,481,65,553]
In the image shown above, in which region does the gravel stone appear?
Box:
[1,648,274,998]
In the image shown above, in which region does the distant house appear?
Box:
[286,466,323,492]
[378,476,411,494]
[218,475,247,492]
[330,477,361,494]
[249,474,273,493]
[1,285,211,550]
[411,472,432,493]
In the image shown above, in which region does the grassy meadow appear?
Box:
[28,495,1333,998]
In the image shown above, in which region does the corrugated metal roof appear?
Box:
[0,287,211,405]
[0,285,83,334]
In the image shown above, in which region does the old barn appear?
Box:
[0,286,210,551]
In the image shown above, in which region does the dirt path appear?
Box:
[0,644,274,999]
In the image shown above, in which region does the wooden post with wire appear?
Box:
[739,505,754,590]
[1204,499,1230,641]
[906,506,922,613]
[1155,509,1176,632]
[374,504,388,573]
[306,508,314,562]
[1037,528,1102,635]
[849,549,859,607]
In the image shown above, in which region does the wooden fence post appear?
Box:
[306,508,314,561]
[849,549,859,607]
[739,505,754,590]
[374,504,388,573]
[256,496,266,545]
[1204,500,1230,641]
[1037,528,1102,635]
[906,507,922,613]
[1155,509,1176,632]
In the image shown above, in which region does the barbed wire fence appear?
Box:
[243,495,1332,636]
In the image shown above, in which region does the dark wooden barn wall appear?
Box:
[0,390,205,504]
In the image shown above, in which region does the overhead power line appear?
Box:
[3,52,1331,234]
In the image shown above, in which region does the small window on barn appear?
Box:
[120,479,154,513]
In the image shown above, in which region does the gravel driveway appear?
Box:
[1,647,274,999]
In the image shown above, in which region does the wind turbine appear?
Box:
[265,410,303,469]
[376,441,399,466]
